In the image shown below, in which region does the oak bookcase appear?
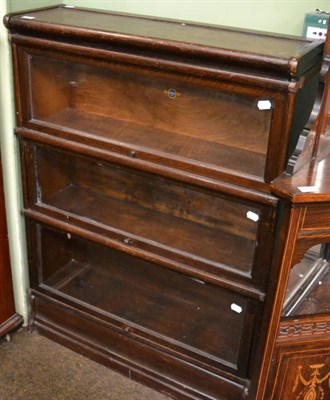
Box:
[4,6,330,399]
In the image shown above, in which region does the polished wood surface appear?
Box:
[4,6,324,79]
[4,5,330,400]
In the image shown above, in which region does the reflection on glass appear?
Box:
[31,144,260,277]
[39,225,249,369]
[283,244,330,316]
[29,54,272,177]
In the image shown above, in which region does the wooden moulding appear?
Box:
[3,5,324,80]
[0,314,23,338]
[17,128,278,206]
[279,314,330,341]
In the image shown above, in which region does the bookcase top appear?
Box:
[4,5,325,79]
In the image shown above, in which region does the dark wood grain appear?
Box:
[43,109,267,177]
[22,140,279,291]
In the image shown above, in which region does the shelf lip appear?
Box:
[16,127,278,207]
[37,284,240,373]
[26,115,267,177]
[4,5,324,80]
[281,312,330,325]
[24,208,267,302]
[271,138,330,203]
[271,181,330,204]
[9,34,308,94]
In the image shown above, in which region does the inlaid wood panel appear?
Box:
[268,339,330,400]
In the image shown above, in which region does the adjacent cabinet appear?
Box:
[0,155,22,338]
[4,6,330,400]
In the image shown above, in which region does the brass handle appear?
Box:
[123,238,134,246]
[128,150,137,158]
[164,88,182,99]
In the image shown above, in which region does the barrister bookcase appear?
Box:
[4,5,330,399]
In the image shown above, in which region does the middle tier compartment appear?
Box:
[21,139,276,289]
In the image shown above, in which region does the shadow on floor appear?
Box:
[0,328,172,400]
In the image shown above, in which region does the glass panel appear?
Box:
[32,145,260,277]
[29,54,272,178]
[283,244,330,317]
[39,224,251,370]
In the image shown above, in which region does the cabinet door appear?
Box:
[22,140,276,289]
[27,220,263,378]
[17,46,280,182]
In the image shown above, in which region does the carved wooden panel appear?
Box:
[279,321,330,339]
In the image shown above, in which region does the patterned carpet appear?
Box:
[0,328,172,400]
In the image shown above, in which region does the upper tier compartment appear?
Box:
[5,5,325,185]
[28,53,271,178]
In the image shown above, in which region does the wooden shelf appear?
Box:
[45,184,256,275]
[37,108,267,178]
[26,142,263,279]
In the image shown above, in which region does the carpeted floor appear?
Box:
[0,328,172,400]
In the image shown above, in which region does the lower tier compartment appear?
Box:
[27,219,262,378]
[30,290,248,400]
